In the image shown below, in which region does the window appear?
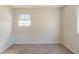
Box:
[77,8,79,33]
[18,14,31,26]
[78,13,79,33]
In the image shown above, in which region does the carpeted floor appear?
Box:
[1,44,73,54]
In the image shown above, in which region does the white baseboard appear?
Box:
[0,43,13,53]
[62,42,77,54]
[14,42,61,44]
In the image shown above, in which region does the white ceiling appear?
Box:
[11,5,64,8]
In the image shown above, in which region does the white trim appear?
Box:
[14,42,61,44]
[62,42,77,54]
[0,43,13,53]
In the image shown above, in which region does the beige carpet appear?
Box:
[1,44,73,54]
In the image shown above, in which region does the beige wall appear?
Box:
[0,6,13,53]
[13,8,61,44]
[62,6,79,53]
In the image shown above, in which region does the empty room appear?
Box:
[0,5,79,54]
